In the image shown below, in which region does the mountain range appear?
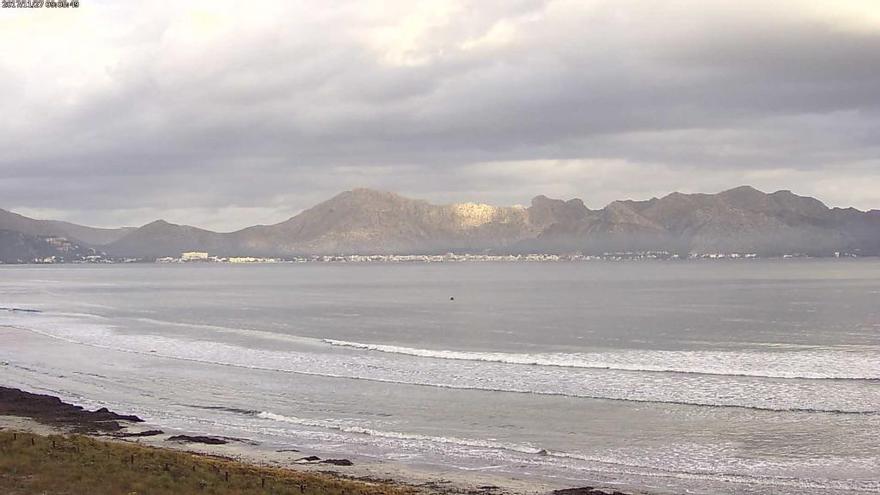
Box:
[2,186,879,262]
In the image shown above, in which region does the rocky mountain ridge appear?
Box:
[2,186,879,260]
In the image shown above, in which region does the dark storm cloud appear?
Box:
[2,0,880,229]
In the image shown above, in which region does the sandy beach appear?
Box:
[0,386,632,495]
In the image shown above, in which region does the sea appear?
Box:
[2,260,879,494]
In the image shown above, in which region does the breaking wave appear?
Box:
[5,310,880,414]
[323,339,880,380]
[256,411,547,455]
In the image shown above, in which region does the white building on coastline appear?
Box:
[181,251,209,261]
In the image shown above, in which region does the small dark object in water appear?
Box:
[296,455,321,462]
[321,458,353,466]
[167,435,228,445]
[450,296,455,301]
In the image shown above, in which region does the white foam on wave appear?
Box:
[130,317,322,346]
[6,309,880,414]
[256,411,545,455]
[253,411,880,493]
[7,308,880,493]
[323,339,880,380]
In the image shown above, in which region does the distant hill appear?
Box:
[0,208,133,246]
[232,188,534,255]
[0,230,99,264]
[527,186,875,256]
[101,220,232,259]
[2,186,880,260]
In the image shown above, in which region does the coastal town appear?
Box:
[13,249,857,265]
[12,247,863,265]
[106,250,766,263]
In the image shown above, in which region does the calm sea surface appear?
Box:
[2,260,879,494]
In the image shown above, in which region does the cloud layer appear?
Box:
[2,0,880,230]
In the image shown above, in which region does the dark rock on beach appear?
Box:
[293,455,353,466]
[114,429,164,438]
[0,386,144,433]
[93,407,143,423]
[553,487,630,495]
[296,455,322,462]
[166,435,229,445]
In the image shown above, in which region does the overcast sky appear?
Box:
[2,0,880,231]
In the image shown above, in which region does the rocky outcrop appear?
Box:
[0,386,144,433]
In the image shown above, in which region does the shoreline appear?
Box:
[0,386,635,495]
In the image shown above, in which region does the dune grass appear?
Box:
[0,430,413,495]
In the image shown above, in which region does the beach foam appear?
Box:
[322,339,880,380]
[5,309,880,415]
[251,411,880,493]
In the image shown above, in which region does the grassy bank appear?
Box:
[0,430,413,495]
